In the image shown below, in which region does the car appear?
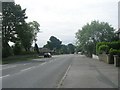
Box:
[44,53,52,58]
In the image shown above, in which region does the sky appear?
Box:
[15,0,119,47]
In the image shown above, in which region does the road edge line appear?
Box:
[0,74,10,79]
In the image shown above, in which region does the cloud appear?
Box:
[15,0,119,47]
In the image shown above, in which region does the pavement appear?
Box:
[61,55,118,88]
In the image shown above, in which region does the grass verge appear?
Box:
[2,55,43,64]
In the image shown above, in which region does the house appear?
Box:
[39,48,53,55]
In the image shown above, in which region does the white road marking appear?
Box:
[20,67,33,72]
[0,74,10,79]
[2,61,51,77]
[0,65,16,70]
[57,64,72,88]
[40,62,46,66]
[20,63,31,66]
[0,65,6,66]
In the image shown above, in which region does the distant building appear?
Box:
[39,48,52,53]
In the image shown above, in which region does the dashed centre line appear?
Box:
[20,67,33,72]
[1,60,54,78]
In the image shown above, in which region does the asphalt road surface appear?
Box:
[2,55,73,88]
[1,54,118,88]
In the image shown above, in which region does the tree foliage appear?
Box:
[43,36,75,54]
[2,2,27,57]
[13,41,23,55]
[2,2,27,44]
[34,43,40,54]
[76,20,116,56]
[67,44,75,54]
[44,36,62,51]
[2,2,40,57]
[28,21,40,42]
[60,45,69,54]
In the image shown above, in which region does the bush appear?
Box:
[96,40,120,54]
[98,45,109,54]
[109,41,120,50]
[109,48,120,56]
[13,42,23,55]
[2,46,13,58]
[20,51,36,55]
[96,42,108,54]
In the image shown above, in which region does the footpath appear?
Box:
[61,55,118,88]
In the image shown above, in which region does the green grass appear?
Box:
[2,55,43,64]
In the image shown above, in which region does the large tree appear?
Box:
[44,36,62,53]
[76,20,116,56]
[17,21,40,52]
[2,2,27,57]
[28,21,40,42]
[67,43,75,54]
[28,21,40,54]
[17,23,33,51]
[2,2,40,57]
[60,44,69,54]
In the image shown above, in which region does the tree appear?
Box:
[60,45,69,54]
[28,21,40,42]
[13,41,23,55]
[17,23,34,51]
[28,21,40,54]
[67,43,75,54]
[2,2,27,57]
[76,20,115,56]
[34,43,40,54]
[44,36,62,53]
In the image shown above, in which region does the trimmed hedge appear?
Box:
[109,48,120,56]
[98,45,109,54]
[96,40,120,54]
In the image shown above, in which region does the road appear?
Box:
[2,55,73,88]
[1,54,118,88]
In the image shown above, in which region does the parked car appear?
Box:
[44,53,52,58]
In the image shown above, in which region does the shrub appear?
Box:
[2,46,13,58]
[109,41,120,50]
[98,45,109,54]
[109,48,120,56]
[13,42,23,55]
[96,40,120,54]
[96,42,108,54]
[20,51,36,55]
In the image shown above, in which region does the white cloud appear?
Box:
[15,0,119,47]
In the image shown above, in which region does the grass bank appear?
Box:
[2,55,43,64]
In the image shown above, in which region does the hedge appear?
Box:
[109,48,120,56]
[98,45,109,54]
[96,40,120,54]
